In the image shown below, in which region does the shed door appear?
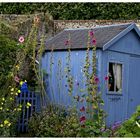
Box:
[128,56,140,117]
[103,51,129,126]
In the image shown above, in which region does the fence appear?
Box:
[16,91,40,133]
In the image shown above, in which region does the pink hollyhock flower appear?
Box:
[19,36,24,43]
[64,40,69,45]
[80,116,86,123]
[80,106,85,112]
[105,76,109,81]
[14,76,20,83]
[94,76,99,84]
[92,38,96,45]
[90,31,94,36]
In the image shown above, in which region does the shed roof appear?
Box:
[45,23,138,51]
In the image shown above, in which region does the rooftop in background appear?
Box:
[45,23,133,51]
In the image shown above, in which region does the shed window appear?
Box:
[108,62,122,93]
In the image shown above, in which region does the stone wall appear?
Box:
[1,14,140,39]
[53,20,140,35]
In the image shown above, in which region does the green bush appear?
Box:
[0,35,18,88]
[28,105,112,137]
[28,106,80,137]
[115,105,140,137]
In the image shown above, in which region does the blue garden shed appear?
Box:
[42,23,140,126]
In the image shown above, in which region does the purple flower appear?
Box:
[80,116,86,123]
[92,39,96,45]
[100,128,105,132]
[105,76,109,81]
[111,121,121,130]
[64,40,70,45]
[90,31,94,37]
[94,76,99,84]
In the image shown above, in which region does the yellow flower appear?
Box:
[1,102,3,105]
[19,104,22,108]
[4,120,9,125]
[10,92,14,95]
[20,81,23,86]
[2,98,5,101]
[7,123,11,127]
[0,107,3,110]
[6,108,9,111]
[10,88,14,92]
[17,108,21,111]
[10,97,13,101]
[27,102,31,106]
[0,124,3,127]
[14,108,17,111]
[24,80,27,82]
[16,65,20,70]
[18,90,21,93]
[15,93,18,96]
[26,102,31,108]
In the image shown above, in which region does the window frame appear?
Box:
[107,60,123,95]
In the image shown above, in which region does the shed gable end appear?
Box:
[107,29,140,55]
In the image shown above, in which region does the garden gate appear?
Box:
[16,91,40,133]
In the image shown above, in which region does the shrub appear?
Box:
[0,35,18,88]
[28,106,80,137]
[115,105,140,137]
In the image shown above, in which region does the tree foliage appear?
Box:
[0,3,140,20]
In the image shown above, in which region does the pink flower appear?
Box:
[14,76,20,83]
[94,76,99,84]
[80,106,85,112]
[80,116,86,123]
[105,76,109,81]
[90,31,94,36]
[19,36,24,43]
[92,38,96,45]
[64,40,69,45]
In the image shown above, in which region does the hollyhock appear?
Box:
[64,40,69,45]
[92,38,96,45]
[19,36,24,43]
[94,76,99,84]
[14,76,20,83]
[90,31,94,36]
[80,116,86,123]
[105,76,109,81]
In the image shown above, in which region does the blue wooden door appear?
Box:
[128,56,140,117]
[102,51,129,126]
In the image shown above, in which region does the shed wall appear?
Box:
[41,50,101,110]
